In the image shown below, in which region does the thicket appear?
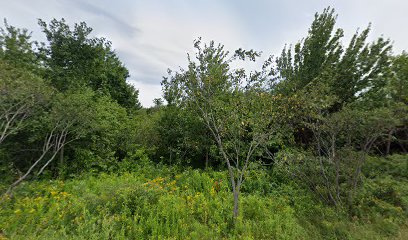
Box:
[1,7,407,239]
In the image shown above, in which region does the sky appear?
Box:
[1,0,407,107]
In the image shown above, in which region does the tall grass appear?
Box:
[1,156,407,239]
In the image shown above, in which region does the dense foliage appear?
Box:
[1,7,407,239]
[1,156,407,239]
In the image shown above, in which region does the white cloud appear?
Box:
[129,80,163,107]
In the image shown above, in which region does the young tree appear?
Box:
[280,103,400,208]
[162,39,277,219]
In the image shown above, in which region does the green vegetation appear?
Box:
[1,155,407,239]
[1,7,408,239]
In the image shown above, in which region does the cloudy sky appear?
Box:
[1,0,407,107]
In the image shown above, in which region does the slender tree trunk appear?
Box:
[318,156,337,206]
[5,131,54,195]
[332,136,341,203]
[226,165,239,221]
[60,145,64,166]
[215,136,240,223]
[335,159,340,203]
[349,144,371,210]
[6,149,59,195]
[233,188,240,219]
[4,127,71,196]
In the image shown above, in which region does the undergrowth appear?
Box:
[1,154,407,239]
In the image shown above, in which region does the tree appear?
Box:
[0,19,40,73]
[162,39,277,219]
[274,7,392,110]
[0,60,51,144]
[4,88,128,194]
[279,104,400,209]
[37,18,141,109]
[153,98,164,107]
[390,53,408,104]
[271,7,401,204]
[155,104,215,167]
[387,53,408,153]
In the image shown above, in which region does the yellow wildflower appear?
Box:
[60,192,70,197]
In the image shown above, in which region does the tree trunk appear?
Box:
[60,145,64,166]
[332,135,341,204]
[349,149,369,210]
[215,138,241,220]
[233,188,239,219]
[335,159,341,204]
[6,151,50,195]
[5,129,68,195]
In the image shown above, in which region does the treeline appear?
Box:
[1,7,407,221]
[0,18,142,192]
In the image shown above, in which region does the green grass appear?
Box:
[1,158,407,239]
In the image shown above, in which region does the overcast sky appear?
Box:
[1,0,407,107]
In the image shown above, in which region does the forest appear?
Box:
[1,7,408,239]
